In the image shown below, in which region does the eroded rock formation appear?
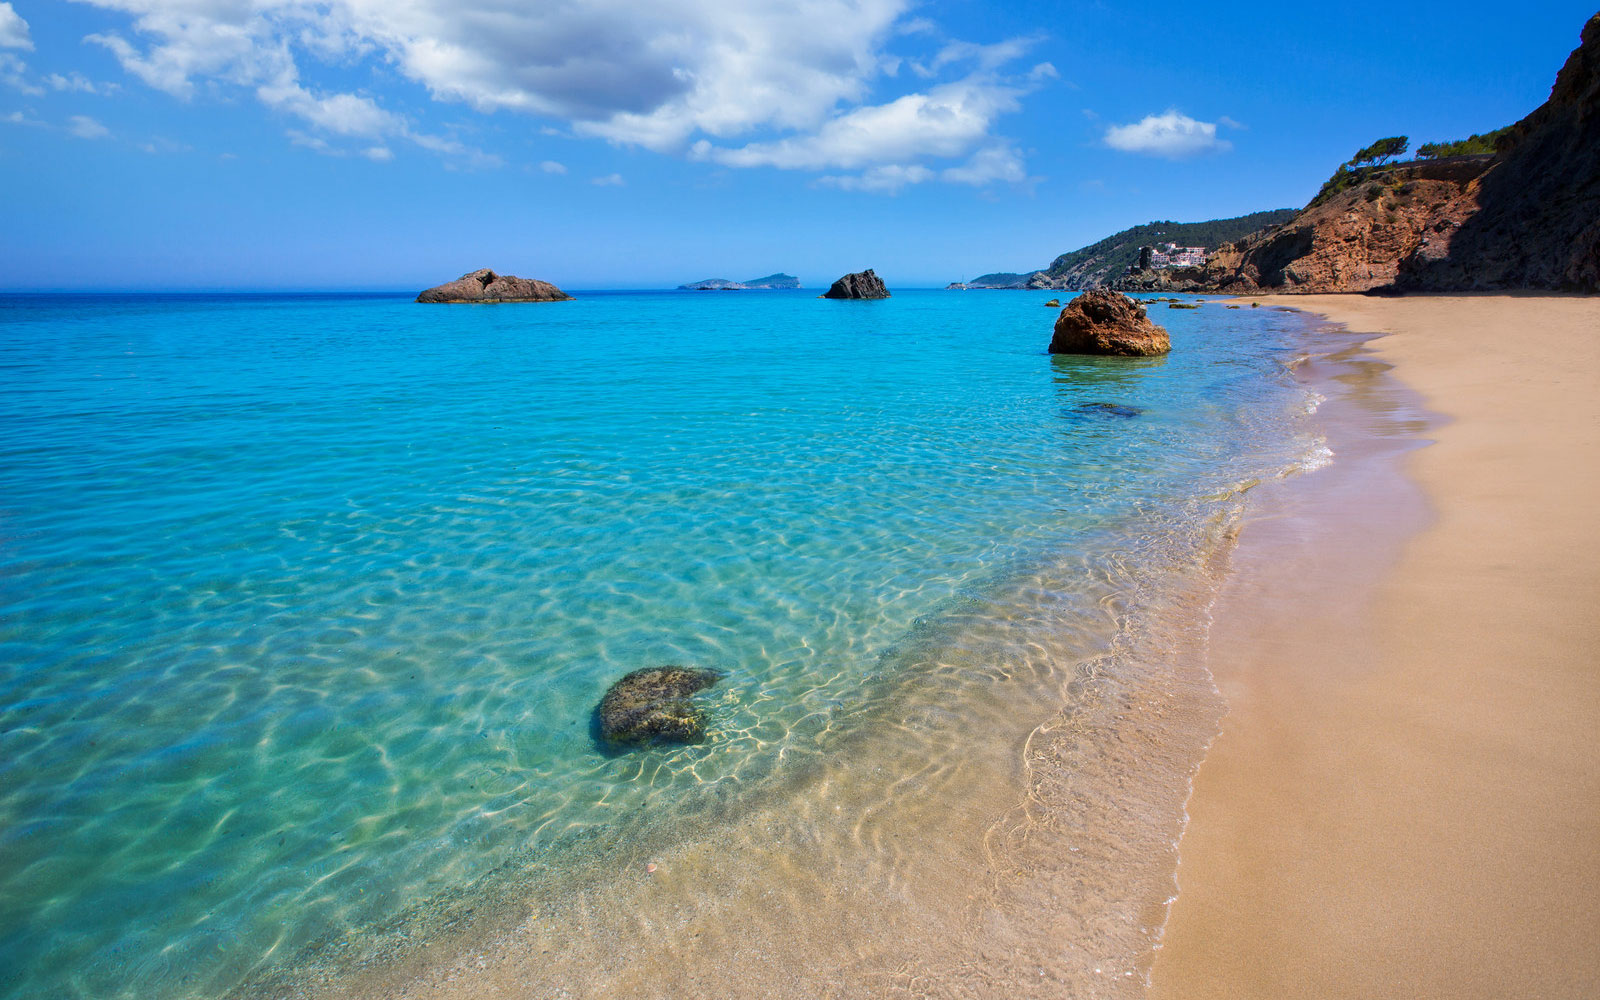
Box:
[824,269,890,299]
[1049,290,1171,357]
[416,269,574,303]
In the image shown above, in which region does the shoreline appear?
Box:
[1152,293,1600,998]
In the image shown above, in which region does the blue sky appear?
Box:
[0,0,1593,290]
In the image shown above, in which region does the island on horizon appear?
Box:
[678,273,801,290]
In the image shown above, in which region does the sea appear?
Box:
[0,289,1334,999]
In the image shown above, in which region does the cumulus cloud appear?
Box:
[0,2,31,50]
[539,160,566,174]
[1104,109,1232,158]
[67,114,110,139]
[77,0,911,150]
[590,172,625,186]
[692,71,1034,172]
[71,0,1050,186]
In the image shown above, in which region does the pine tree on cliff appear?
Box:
[1349,136,1410,167]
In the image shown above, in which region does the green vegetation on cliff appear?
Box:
[1417,126,1514,158]
[1311,126,1510,208]
[1040,209,1298,283]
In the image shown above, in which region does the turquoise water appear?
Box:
[0,290,1321,999]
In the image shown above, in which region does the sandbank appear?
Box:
[1153,294,1600,998]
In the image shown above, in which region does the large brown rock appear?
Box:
[1049,290,1171,356]
[823,268,890,299]
[416,268,573,303]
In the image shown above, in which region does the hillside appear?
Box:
[1197,12,1598,293]
[960,209,1297,289]
[1038,210,1299,287]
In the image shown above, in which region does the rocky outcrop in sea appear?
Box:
[416,269,573,303]
[824,269,890,299]
[1049,290,1171,357]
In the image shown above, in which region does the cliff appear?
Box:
[1198,13,1599,294]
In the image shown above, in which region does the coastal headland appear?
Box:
[1153,293,1600,999]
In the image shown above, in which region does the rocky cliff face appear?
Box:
[417,269,573,303]
[1201,13,1599,294]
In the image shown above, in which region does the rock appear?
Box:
[823,269,890,299]
[1049,290,1172,356]
[1073,402,1144,418]
[596,666,723,746]
[1168,302,1201,309]
[1044,299,1060,307]
[417,269,573,303]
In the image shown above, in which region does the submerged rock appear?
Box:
[1048,290,1171,356]
[823,269,890,299]
[596,666,723,746]
[416,268,573,303]
[1073,402,1145,418]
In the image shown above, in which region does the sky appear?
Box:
[0,0,1593,290]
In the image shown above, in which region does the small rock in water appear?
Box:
[646,862,658,873]
[1044,298,1060,307]
[595,666,724,746]
[1072,402,1145,419]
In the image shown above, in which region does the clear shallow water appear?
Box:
[0,290,1321,999]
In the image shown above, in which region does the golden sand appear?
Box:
[1153,294,1600,999]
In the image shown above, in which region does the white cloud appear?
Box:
[1218,115,1245,130]
[0,50,39,93]
[1104,109,1232,158]
[590,172,624,186]
[818,162,932,193]
[71,0,1050,187]
[48,71,100,93]
[76,0,914,152]
[67,114,110,139]
[818,142,1031,194]
[0,2,32,50]
[940,144,1026,186]
[692,72,1030,171]
[539,159,566,174]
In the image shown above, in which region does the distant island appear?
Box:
[679,273,802,290]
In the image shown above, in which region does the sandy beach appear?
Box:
[1152,294,1600,999]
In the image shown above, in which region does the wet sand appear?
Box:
[1153,295,1600,999]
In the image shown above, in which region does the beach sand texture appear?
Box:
[1153,294,1600,999]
